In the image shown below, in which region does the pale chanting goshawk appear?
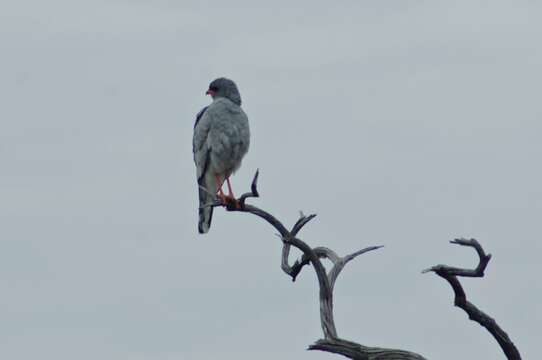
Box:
[192,78,250,234]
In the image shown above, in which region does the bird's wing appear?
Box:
[192,106,211,182]
[193,99,249,181]
[205,99,250,175]
[193,106,208,130]
[193,101,234,182]
[193,105,215,234]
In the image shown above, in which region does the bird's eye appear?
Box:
[209,86,218,92]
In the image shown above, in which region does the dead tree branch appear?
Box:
[423,238,521,360]
[210,170,426,359]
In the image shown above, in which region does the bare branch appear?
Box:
[281,213,318,278]
[213,171,427,359]
[286,246,341,282]
[309,338,427,360]
[422,238,491,277]
[281,241,294,276]
[424,238,521,360]
[344,246,385,263]
[238,169,260,206]
[292,213,317,236]
[328,246,384,291]
[221,173,336,337]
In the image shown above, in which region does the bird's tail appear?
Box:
[197,171,222,234]
[198,185,214,234]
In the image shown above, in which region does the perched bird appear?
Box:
[192,78,250,234]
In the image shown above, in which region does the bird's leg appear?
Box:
[215,174,227,204]
[225,177,235,199]
[225,177,241,209]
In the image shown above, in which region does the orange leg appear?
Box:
[225,177,235,199]
[215,174,227,203]
[225,177,241,209]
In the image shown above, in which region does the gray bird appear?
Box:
[192,78,250,234]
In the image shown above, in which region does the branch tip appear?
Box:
[250,169,260,196]
[291,213,317,236]
[237,170,261,206]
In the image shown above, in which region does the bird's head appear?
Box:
[206,77,242,106]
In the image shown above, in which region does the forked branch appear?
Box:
[423,239,521,360]
[211,171,426,359]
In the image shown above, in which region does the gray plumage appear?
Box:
[193,78,250,234]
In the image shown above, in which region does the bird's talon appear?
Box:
[221,196,240,210]
[216,193,228,205]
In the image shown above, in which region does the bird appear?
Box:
[192,78,250,234]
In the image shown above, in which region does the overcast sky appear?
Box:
[1,1,541,359]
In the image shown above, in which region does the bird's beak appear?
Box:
[206,89,215,96]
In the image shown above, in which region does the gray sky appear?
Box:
[1,1,541,359]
